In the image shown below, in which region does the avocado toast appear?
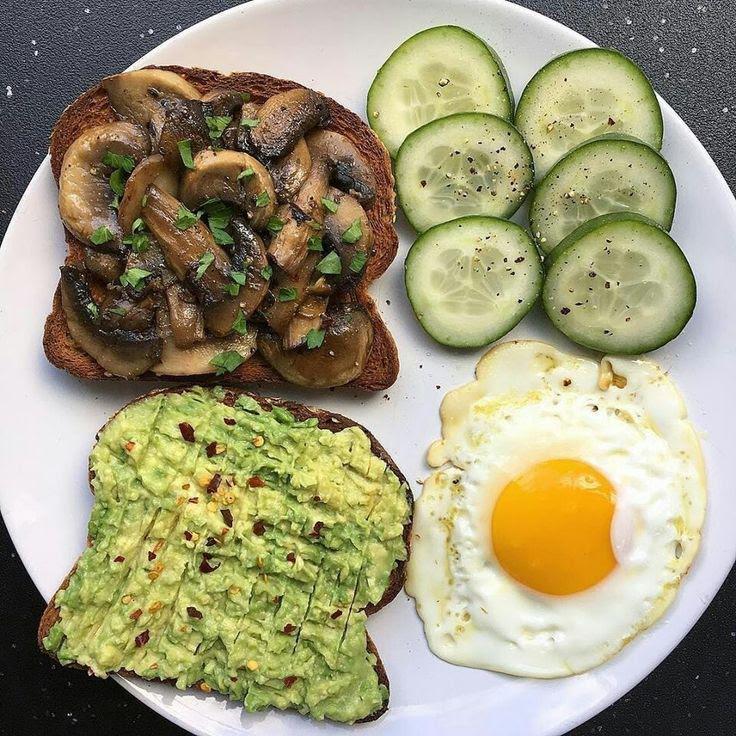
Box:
[38,386,412,723]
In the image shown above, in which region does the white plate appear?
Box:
[1,0,735,734]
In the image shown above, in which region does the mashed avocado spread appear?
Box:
[43,387,410,723]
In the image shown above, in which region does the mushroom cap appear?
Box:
[118,154,178,234]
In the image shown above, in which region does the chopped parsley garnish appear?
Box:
[277,287,298,302]
[102,151,135,173]
[85,302,100,320]
[231,309,248,335]
[131,217,145,233]
[122,232,150,253]
[205,115,233,141]
[119,268,152,290]
[266,216,284,233]
[195,251,215,280]
[321,197,339,213]
[90,225,114,245]
[260,265,273,280]
[255,190,271,208]
[109,168,126,197]
[198,199,233,244]
[237,167,255,181]
[212,227,234,245]
[109,194,120,211]
[231,271,247,286]
[307,235,323,251]
[305,328,325,349]
[240,92,251,103]
[109,306,128,317]
[177,139,196,169]
[349,250,368,273]
[210,350,246,376]
[240,117,260,128]
[175,205,200,230]
[316,250,342,275]
[341,218,363,244]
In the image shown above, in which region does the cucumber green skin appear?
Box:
[395,112,535,233]
[405,215,543,348]
[367,25,515,157]
[543,213,696,354]
[529,134,677,254]
[515,48,664,175]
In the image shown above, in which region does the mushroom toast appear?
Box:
[38,386,413,723]
[43,66,399,389]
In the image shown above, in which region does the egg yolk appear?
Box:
[491,459,617,595]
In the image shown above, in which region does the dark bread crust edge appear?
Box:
[43,65,400,391]
[37,386,413,723]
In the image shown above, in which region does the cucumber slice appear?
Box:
[396,113,534,233]
[516,48,663,179]
[405,216,543,347]
[543,213,695,354]
[367,26,514,157]
[530,134,676,254]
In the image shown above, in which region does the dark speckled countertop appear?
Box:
[0,1,734,734]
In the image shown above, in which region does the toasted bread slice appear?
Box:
[38,386,413,723]
[43,66,400,391]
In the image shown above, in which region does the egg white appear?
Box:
[407,341,706,677]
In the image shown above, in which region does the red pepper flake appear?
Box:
[207,473,222,494]
[608,116,616,125]
[330,609,343,620]
[248,476,265,488]
[147,551,156,561]
[182,483,191,490]
[221,509,233,528]
[286,552,296,563]
[222,392,236,407]
[252,520,266,536]
[187,606,203,619]
[113,555,125,563]
[273,595,283,605]
[199,554,220,574]
[224,417,236,426]
[134,629,150,647]
[188,497,199,504]
[230,676,238,683]
[283,675,298,688]
[179,422,195,442]
[130,609,143,621]
[184,530,193,541]
[560,307,571,315]
[283,623,296,635]
[205,441,218,458]
[312,495,321,503]
[205,537,218,547]
[309,521,324,538]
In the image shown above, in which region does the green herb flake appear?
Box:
[305,328,325,350]
[342,218,363,244]
[131,217,145,233]
[316,250,342,275]
[109,306,128,317]
[205,115,233,141]
[277,287,298,302]
[240,117,260,128]
[231,309,248,335]
[195,251,215,281]
[321,197,339,213]
[90,225,114,245]
[177,139,196,169]
[210,350,246,376]
[141,194,149,208]
[102,151,135,173]
[85,302,100,320]
[237,167,255,181]
[255,190,271,208]
[307,235,323,252]
[266,216,284,233]
[109,194,121,211]
[240,92,252,103]
[119,268,152,290]
[203,200,233,230]
[231,271,247,286]
[175,205,199,230]
[212,227,234,246]
[260,265,273,280]
[122,232,150,254]
[109,168,126,197]
[349,250,368,273]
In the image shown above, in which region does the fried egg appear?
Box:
[406,341,706,677]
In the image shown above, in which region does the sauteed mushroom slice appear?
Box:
[118,154,177,234]
[306,129,376,204]
[244,88,330,160]
[60,265,161,378]
[258,303,373,388]
[153,307,257,376]
[269,138,311,202]
[202,88,244,117]
[263,253,321,335]
[58,122,150,252]
[99,288,159,333]
[322,187,372,285]
[103,69,201,127]
[141,185,232,307]
[165,282,205,348]
[156,96,210,170]
[179,149,277,231]
[84,250,124,283]
[202,218,270,337]
[282,294,328,350]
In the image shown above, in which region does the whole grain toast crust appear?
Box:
[43,66,400,391]
[38,386,413,723]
